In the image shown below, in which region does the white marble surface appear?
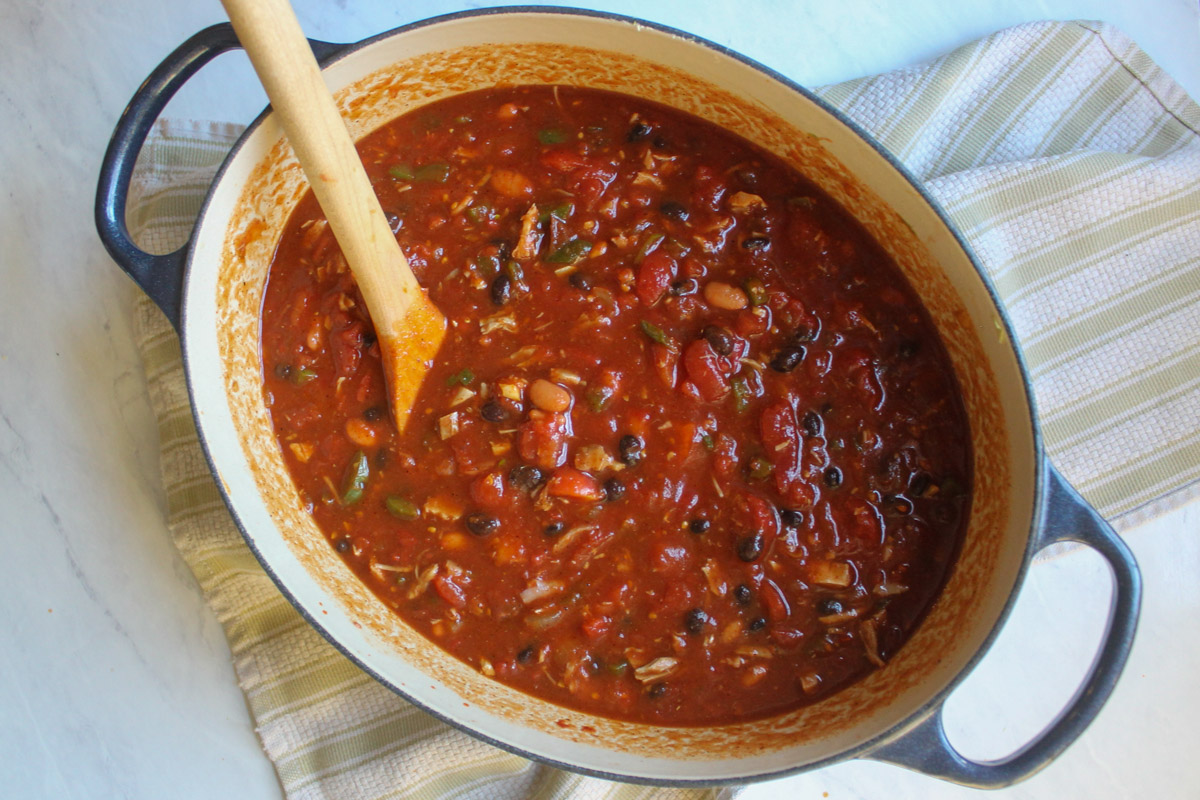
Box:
[1,1,1198,798]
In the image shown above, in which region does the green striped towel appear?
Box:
[125,20,1199,799]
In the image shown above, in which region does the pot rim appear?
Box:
[177,6,1044,786]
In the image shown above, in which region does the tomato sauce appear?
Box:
[260,86,971,725]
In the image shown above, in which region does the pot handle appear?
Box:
[863,462,1142,788]
[94,23,342,329]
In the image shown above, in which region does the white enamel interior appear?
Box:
[181,9,1039,784]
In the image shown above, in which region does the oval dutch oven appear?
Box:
[95,7,1140,789]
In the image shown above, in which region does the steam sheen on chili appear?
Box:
[261,86,971,725]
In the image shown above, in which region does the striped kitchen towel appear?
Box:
[125,19,1199,800]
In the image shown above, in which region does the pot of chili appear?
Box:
[96,7,1140,788]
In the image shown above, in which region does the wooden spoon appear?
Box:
[221,0,445,431]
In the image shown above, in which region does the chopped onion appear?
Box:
[633,656,679,683]
[520,578,566,605]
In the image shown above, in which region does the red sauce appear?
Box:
[260,86,971,725]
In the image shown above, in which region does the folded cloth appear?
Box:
[126,19,1199,800]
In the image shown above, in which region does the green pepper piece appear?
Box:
[291,366,317,385]
[445,368,475,387]
[388,164,415,180]
[546,238,593,264]
[606,659,629,677]
[747,456,772,481]
[744,277,769,307]
[701,433,716,450]
[476,253,501,275]
[538,128,567,144]
[385,495,421,521]
[415,163,450,183]
[639,319,673,348]
[538,201,574,224]
[731,374,752,412]
[341,451,370,505]
[466,204,495,223]
[504,261,524,282]
[636,232,665,261]
[585,387,611,413]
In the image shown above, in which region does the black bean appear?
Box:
[669,278,699,296]
[516,645,536,664]
[733,584,752,605]
[466,513,500,536]
[543,521,565,536]
[747,616,767,632]
[509,465,545,492]
[702,326,734,356]
[481,399,507,423]
[274,363,293,380]
[910,473,932,497]
[491,238,512,263]
[363,406,383,423]
[627,122,652,141]
[802,410,823,437]
[824,466,843,488]
[742,235,770,251]
[780,509,804,528]
[569,272,593,291]
[603,477,626,502]
[334,538,351,553]
[648,682,667,699]
[736,167,760,188]
[660,201,689,221]
[618,434,644,466]
[688,518,711,534]
[736,533,763,562]
[791,323,819,343]
[817,598,844,616]
[684,608,708,634]
[652,135,669,150]
[899,339,920,359]
[490,273,512,305]
[363,331,377,348]
[770,345,806,373]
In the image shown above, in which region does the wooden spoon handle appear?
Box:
[220,0,444,429]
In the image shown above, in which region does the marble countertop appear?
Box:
[2,1,1197,798]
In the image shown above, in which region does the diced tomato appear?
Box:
[540,147,592,172]
[469,471,506,509]
[735,306,771,337]
[760,397,815,509]
[691,165,727,212]
[672,422,696,461]
[637,250,677,306]
[433,574,467,608]
[545,467,604,501]
[581,614,613,639]
[737,492,781,549]
[651,343,678,389]
[760,578,791,623]
[712,433,739,477]
[682,339,730,400]
[330,321,364,378]
[517,410,570,469]
[771,627,805,647]
[649,534,694,576]
[573,163,617,206]
[451,419,497,476]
